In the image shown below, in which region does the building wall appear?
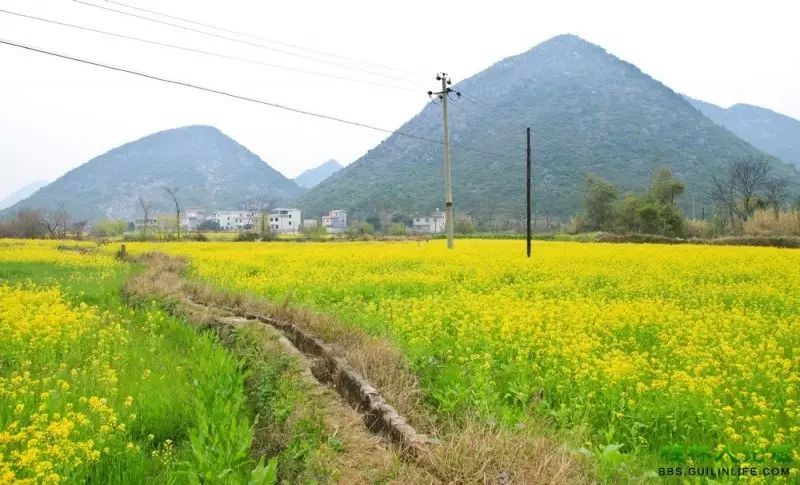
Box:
[268,208,301,233]
[411,212,446,234]
[215,211,253,231]
[322,209,347,233]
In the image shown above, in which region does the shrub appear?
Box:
[387,223,407,236]
[91,219,128,238]
[454,219,476,234]
[685,219,714,239]
[348,223,375,236]
[234,232,261,242]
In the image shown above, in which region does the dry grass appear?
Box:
[684,219,714,239]
[416,418,591,484]
[125,251,592,484]
[743,209,800,236]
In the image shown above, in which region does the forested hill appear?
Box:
[2,125,305,222]
[686,96,800,171]
[297,34,798,224]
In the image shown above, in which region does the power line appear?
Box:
[0,38,518,160]
[460,92,495,112]
[459,92,507,125]
[105,0,429,79]
[449,97,500,131]
[72,0,425,86]
[0,8,420,93]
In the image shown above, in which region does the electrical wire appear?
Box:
[448,99,498,131]
[72,0,425,86]
[105,0,429,79]
[460,91,495,112]
[0,37,519,160]
[0,8,421,93]
[459,92,508,125]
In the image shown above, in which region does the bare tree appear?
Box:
[163,186,181,239]
[764,178,789,218]
[244,197,277,238]
[711,174,738,226]
[138,196,153,238]
[39,203,69,239]
[712,159,772,224]
[0,209,46,238]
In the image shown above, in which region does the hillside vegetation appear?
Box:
[297,35,799,224]
[687,96,800,170]
[1,126,305,223]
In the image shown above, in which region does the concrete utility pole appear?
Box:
[428,73,458,249]
[526,127,532,258]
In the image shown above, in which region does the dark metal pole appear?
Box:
[526,127,532,258]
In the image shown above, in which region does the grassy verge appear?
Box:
[125,252,423,483]
[0,241,273,483]
[128,251,591,483]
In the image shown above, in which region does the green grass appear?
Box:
[228,323,337,483]
[0,253,275,483]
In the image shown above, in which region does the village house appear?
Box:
[268,208,301,234]
[180,209,206,231]
[215,210,253,231]
[322,209,347,233]
[411,210,446,234]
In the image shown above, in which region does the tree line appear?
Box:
[577,158,798,238]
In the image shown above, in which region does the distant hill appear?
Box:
[685,96,800,170]
[0,180,49,210]
[294,159,343,188]
[1,125,305,222]
[297,35,799,224]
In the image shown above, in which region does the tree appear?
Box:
[138,196,153,238]
[156,215,179,239]
[244,197,277,239]
[302,222,328,241]
[91,219,128,237]
[584,175,618,230]
[712,159,772,224]
[763,178,789,218]
[72,221,88,240]
[348,222,375,237]
[39,203,69,239]
[163,186,181,239]
[366,215,382,231]
[387,222,407,236]
[616,193,644,233]
[650,168,685,206]
[454,218,475,234]
[198,219,221,231]
[0,209,46,238]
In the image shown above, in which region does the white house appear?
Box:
[322,209,347,233]
[268,208,301,234]
[181,209,207,231]
[303,219,319,229]
[411,210,446,234]
[215,211,253,231]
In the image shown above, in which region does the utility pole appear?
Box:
[526,127,532,257]
[428,73,459,249]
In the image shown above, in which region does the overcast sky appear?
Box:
[0,0,798,199]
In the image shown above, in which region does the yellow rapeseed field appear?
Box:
[133,239,799,470]
[0,284,139,483]
[0,240,257,483]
